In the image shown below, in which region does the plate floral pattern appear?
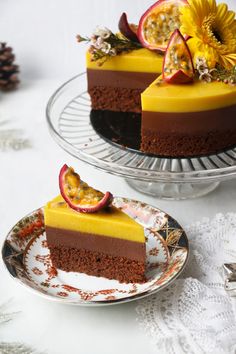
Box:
[2,198,189,306]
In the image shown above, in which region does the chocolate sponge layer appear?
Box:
[49,246,146,284]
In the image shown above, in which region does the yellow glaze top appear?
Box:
[44,195,145,243]
[142,76,236,113]
[86,49,163,73]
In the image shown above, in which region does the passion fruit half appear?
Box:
[59,164,113,213]
[163,29,194,84]
[118,12,139,43]
[138,0,188,52]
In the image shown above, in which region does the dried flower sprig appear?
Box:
[211,65,236,85]
[196,57,236,85]
[77,26,142,65]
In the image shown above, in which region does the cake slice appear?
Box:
[87,48,163,113]
[44,166,146,283]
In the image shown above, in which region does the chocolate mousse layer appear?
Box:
[141,105,236,157]
[87,69,157,90]
[46,227,146,283]
[46,226,145,262]
[87,69,157,113]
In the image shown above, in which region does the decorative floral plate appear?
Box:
[2,197,189,306]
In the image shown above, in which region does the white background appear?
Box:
[0,1,236,354]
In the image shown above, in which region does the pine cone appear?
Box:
[0,43,20,91]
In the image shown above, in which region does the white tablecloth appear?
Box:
[1,0,236,353]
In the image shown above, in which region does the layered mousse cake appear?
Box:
[78,0,236,157]
[44,165,146,283]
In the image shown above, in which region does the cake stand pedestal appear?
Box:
[46,74,236,200]
[126,179,220,200]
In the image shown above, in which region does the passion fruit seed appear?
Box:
[66,172,80,188]
[143,4,181,47]
[51,201,67,208]
[67,181,104,206]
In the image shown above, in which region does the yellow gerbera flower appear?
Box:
[180,0,236,68]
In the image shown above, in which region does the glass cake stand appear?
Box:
[46,73,236,200]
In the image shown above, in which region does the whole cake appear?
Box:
[78,0,236,157]
[44,165,146,283]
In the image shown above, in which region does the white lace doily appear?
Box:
[136,213,236,354]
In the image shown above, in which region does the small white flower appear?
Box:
[199,72,212,82]
[92,36,104,49]
[93,27,111,40]
[101,42,111,54]
[110,48,117,56]
[196,57,207,67]
[199,67,210,75]
[196,57,208,71]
